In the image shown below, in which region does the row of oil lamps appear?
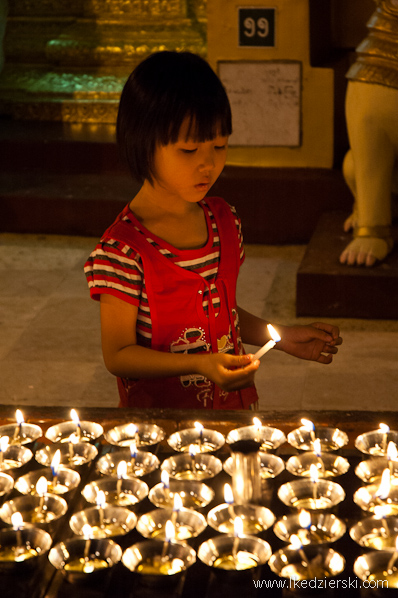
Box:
[0,410,397,587]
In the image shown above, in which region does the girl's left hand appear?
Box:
[276,323,342,364]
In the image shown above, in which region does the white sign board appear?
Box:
[219,61,301,147]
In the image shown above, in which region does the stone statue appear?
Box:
[340,0,398,267]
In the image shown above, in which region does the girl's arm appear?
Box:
[237,306,342,364]
[100,294,259,391]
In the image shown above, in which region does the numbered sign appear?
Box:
[238,7,276,47]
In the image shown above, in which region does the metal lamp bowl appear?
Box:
[45,420,103,443]
[48,538,122,583]
[104,422,165,449]
[136,507,207,540]
[226,425,286,452]
[223,451,285,479]
[354,550,398,587]
[198,534,272,571]
[15,466,81,496]
[0,494,68,529]
[0,423,42,447]
[161,453,222,481]
[353,484,398,515]
[0,525,52,571]
[70,505,137,539]
[355,457,398,484]
[0,445,33,472]
[273,512,346,545]
[207,503,275,535]
[355,430,398,456]
[96,449,160,478]
[35,442,98,468]
[122,540,196,582]
[148,479,215,509]
[287,426,348,452]
[82,476,149,508]
[278,479,345,510]
[269,546,345,580]
[167,428,225,453]
[350,515,398,550]
[0,472,14,498]
[286,453,350,478]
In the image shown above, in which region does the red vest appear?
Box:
[105,197,258,410]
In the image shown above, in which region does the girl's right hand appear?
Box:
[195,353,259,392]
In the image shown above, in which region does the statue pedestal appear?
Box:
[296,211,398,319]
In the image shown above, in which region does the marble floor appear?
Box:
[0,232,397,412]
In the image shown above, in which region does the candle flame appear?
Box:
[173,493,183,512]
[96,490,106,508]
[161,469,170,489]
[301,418,315,432]
[374,505,391,519]
[0,436,9,452]
[233,516,244,538]
[15,409,24,425]
[128,423,138,437]
[130,442,137,458]
[117,460,127,479]
[298,510,311,529]
[224,483,234,505]
[313,438,322,457]
[165,520,175,542]
[81,523,93,538]
[36,476,48,497]
[51,449,61,475]
[375,468,391,499]
[329,552,344,575]
[189,444,199,457]
[289,534,303,550]
[252,417,262,430]
[70,409,80,425]
[309,463,319,483]
[379,423,390,434]
[267,323,281,342]
[194,421,204,433]
[11,512,23,531]
[387,442,398,461]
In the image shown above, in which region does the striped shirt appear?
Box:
[84,200,244,344]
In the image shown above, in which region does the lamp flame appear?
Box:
[15,410,24,425]
[233,516,244,538]
[301,418,315,432]
[0,436,9,453]
[117,460,127,479]
[387,442,398,461]
[224,483,234,505]
[130,442,137,459]
[36,476,48,497]
[11,512,23,531]
[51,449,61,476]
[173,493,183,512]
[189,444,199,457]
[379,423,390,434]
[298,510,311,529]
[375,468,391,500]
[252,417,262,430]
[70,409,80,426]
[161,470,170,489]
[96,490,106,508]
[309,463,319,483]
[289,534,303,550]
[313,438,322,457]
[194,421,204,433]
[165,520,175,542]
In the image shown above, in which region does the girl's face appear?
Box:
[150,118,228,205]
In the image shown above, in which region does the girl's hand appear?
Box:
[196,353,259,392]
[276,323,342,364]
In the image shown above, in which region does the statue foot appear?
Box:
[339,236,393,267]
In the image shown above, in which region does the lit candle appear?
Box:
[301,419,316,444]
[290,534,315,578]
[161,469,170,497]
[68,433,79,463]
[224,483,236,522]
[36,476,48,514]
[96,490,106,529]
[161,520,175,562]
[387,441,398,475]
[0,436,9,467]
[11,512,24,558]
[313,439,325,475]
[127,424,140,447]
[252,417,262,443]
[130,442,137,473]
[232,516,244,562]
[116,460,127,497]
[194,421,204,446]
[374,505,392,539]
[375,468,391,500]
[70,409,82,439]
[189,444,198,471]
[51,449,61,488]
[379,423,390,454]
[310,464,319,502]
[171,493,183,527]
[13,410,24,442]
[253,324,281,360]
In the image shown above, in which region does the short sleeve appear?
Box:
[84,238,143,306]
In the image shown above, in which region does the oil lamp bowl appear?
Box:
[35,442,98,469]
[350,515,398,550]
[0,525,52,572]
[207,503,275,535]
[104,422,165,450]
[286,452,350,479]
[278,479,345,510]
[167,427,225,454]
[122,540,196,585]
[0,423,42,447]
[355,457,398,484]
[15,466,81,496]
[354,484,398,515]
[226,425,286,452]
[354,550,398,588]
[70,505,137,540]
[0,445,33,473]
[269,545,345,580]
[45,420,103,443]
[287,426,348,452]
[0,472,14,499]
[223,451,285,480]
[273,512,346,545]
[161,453,222,481]
[148,479,214,509]
[136,507,207,540]
[96,449,159,478]
[355,430,398,456]
[48,538,122,584]
[82,476,149,508]
[197,534,272,576]
[0,494,68,530]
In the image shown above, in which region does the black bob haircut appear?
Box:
[116,51,232,184]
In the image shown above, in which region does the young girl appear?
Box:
[84,51,342,410]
